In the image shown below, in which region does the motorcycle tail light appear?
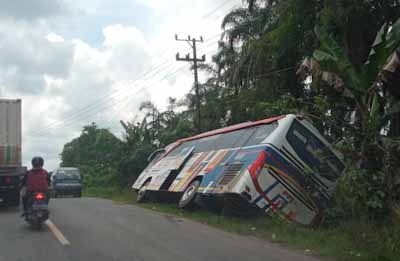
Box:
[35,193,45,200]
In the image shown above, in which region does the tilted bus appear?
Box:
[132,114,344,225]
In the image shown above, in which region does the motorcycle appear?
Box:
[24,192,49,229]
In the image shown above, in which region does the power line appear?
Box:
[107,66,296,132]
[204,32,222,43]
[29,57,179,135]
[31,44,221,137]
[212,4,241,21]
[103,66,191,130]
[30,65,190,137]
[32,45,221,137]
[203,0,235,19]
[198,39,220,52]
[31,35,222,136]
[253,66,296,79]
[30,51,292,138]
[106,45,223,130]
[31,64,185,134]
[29,64,296,137]
[28,2,239,137]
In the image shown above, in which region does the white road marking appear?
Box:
[45,220,71,246]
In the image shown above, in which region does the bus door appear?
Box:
[148,146,195,191]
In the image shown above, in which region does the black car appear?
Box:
[51,167,82,198]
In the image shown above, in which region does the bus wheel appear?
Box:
[137,180,150,203]
[178,180,200,209]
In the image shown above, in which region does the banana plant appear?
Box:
[311,18,400,215]
[313,18,400,145]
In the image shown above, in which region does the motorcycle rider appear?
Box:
[21,157,50,215]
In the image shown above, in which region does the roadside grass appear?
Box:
[83,188,400,261]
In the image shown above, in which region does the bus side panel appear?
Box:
[132,147,193,190]
[197,150,238,193]
[146,156,183,191]
[170,145,268,194]
[220,146,269,192]
[197,146,266,194]
[252,167,317,225]
[227,146,321,225]
[169,149,233,192]
[132,169,150,190]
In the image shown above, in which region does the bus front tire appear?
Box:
[178,180,200,210]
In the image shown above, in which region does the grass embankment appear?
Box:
[83,188,399,261]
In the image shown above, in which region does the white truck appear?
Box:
[0,99,26,206]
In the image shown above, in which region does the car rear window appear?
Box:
[55,169,81,179]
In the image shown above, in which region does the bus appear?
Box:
[132,114,344,226]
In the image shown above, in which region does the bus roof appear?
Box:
[178,115,286,143]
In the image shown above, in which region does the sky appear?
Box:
[0,0,243,170]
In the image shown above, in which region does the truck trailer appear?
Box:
[0,99,26,207]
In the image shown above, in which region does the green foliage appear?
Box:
[60,100,196,190]
[61,123,123,168]
[314,26,367,96]
[311,7,400,217]
[60,123,125,188]
[252,95,298,118]
[334,168,388,220]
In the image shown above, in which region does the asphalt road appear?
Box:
[0,198,321,261]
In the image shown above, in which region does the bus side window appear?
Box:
[168,140,198,157]
[244,122,278,147]
[169,121,278,156]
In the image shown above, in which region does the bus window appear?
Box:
[196,128,254,152]
[169,128,254,156]
[195,134,222,152]
[168,122,277,156]
[244,122,278,147]
[168,139,197,157]
[286,120,344,181]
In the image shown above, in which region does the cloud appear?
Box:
[0,22,74,94]
[0,0,70,21]
[103,24,151,81]
[46,33,65,43]
[17,24,153,169]
[0,0,243,170]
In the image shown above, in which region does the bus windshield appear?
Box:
[286,120,344,181]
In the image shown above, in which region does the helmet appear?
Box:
[31,156,44,168]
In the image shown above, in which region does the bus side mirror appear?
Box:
[147,148,165,162]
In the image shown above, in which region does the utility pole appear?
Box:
[175,34,206,133]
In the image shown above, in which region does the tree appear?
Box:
[60,123,123,187]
